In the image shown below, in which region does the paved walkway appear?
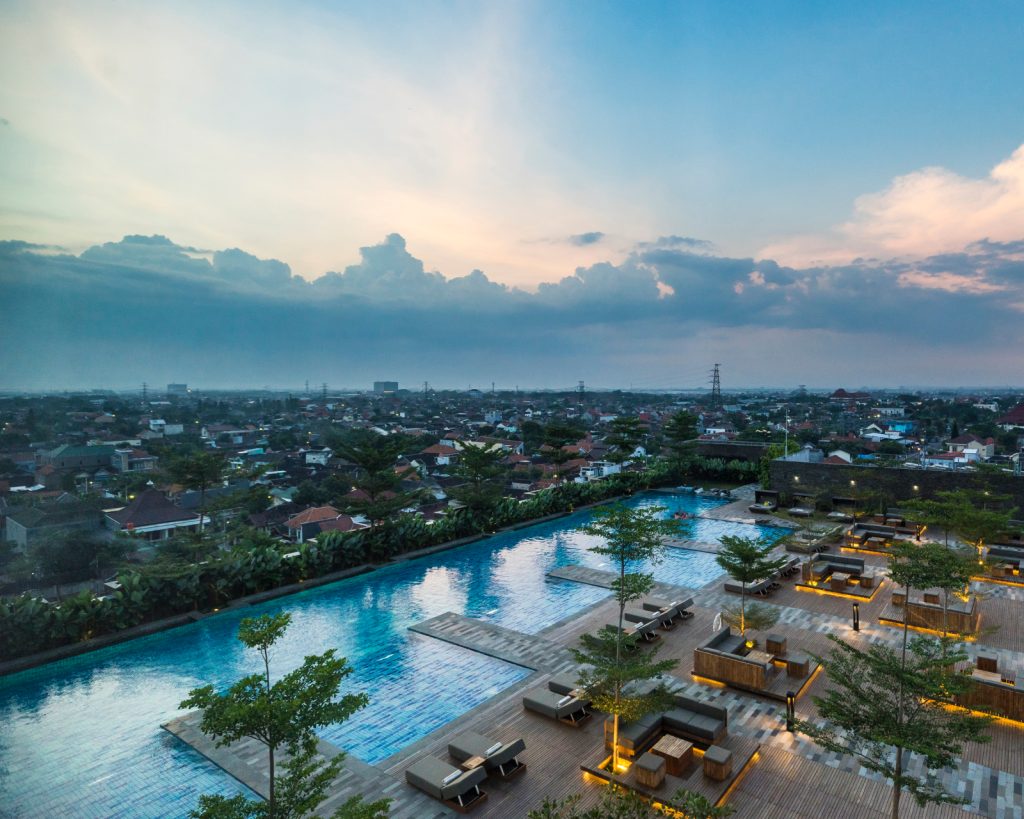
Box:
[547,565,697,600]
[409,611,577,673]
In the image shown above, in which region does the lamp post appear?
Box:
[786,690,796,731]
[852,601,860,632]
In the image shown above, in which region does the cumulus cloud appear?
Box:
[765,142,1024,266]
[1,231,1022,389]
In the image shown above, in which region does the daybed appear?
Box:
[405,755,488,813]
[448,731,526,778]
[522,687,592,726]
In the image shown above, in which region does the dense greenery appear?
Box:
[528,784,733,818]
[182,613,389,819]
[0,455,754,662]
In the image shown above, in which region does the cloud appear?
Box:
[1,232,1022,389]
[567,231,605,246]
[765,142,1024,266]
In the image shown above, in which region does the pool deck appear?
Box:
[165,508,1024,818]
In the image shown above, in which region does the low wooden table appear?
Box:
[766,634,787,655]
[650,735,693,776]
[787,653,810,678]
[460,755,487,771]
[746,649,773,666]
[859,573,876,589]
[830,571,851,591]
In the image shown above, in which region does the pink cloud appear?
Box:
[763,143,1024,266]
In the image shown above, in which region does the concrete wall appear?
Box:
[769,460,1024,513]
[695,441,770,463]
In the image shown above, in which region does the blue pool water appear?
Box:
[0,492,787,818]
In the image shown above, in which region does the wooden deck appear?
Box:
[164,533,1024,818]
[580,736,761,808]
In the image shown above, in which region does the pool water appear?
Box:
[0,492,786,818]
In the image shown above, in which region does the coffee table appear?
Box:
[460,755,487,771]
[650,735,693,776]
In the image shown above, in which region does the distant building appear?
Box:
[167,383,189,396]
[373,381,398,393]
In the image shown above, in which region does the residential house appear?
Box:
[3,498,103,549]
[106,489,206,540]
[997,404,1024,431]
[948,434,996,460]
[112,448,158,473]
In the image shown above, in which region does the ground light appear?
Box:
[786,691,796,731]
[852,601,860,631]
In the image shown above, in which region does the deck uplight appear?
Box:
[852,602,860,631]
[786,691,796,731]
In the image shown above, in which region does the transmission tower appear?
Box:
[709,364,722,408]
[577,380,585,402]
[321,383,327,402]
[141,382,148,402]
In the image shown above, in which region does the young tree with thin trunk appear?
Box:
[181,613,389,819]
[575,503,684,773]
[714,535,787,636]
[796,635,990,819]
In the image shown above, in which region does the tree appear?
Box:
[606,417,645,464]
[720,600,779,635]
[26,530,130,600]
[448,443,507,521]
[170,452,226,533]
[890,541,975,639]
[575,504,684,773]
[181,613,389,819]
[332,431,420,554]
[528,784,734,819]
[662,411,698,462]
[713,535,787,636]
[796,635,990,819]
[904,489,1015,551]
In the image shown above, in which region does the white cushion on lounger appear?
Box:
[442,770,462,785]
[557,695,573,706]
[485,742,503,755]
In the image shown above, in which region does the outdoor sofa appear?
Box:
[693,626,774,691]
[604,692,728,758]
[448,731,526,778]
[405,755,488,813]
[803,553,865,583]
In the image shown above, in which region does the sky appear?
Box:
[1,1,1023,390]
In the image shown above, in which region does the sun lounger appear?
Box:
[724,578,773,596]
[624,607,672,629]
[448,730,526,778]
[642,596,694,621]
[522,687,592,726]
[405,755,488,813]
[607,618,660,642]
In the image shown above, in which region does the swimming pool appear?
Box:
[0,492,787,817]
